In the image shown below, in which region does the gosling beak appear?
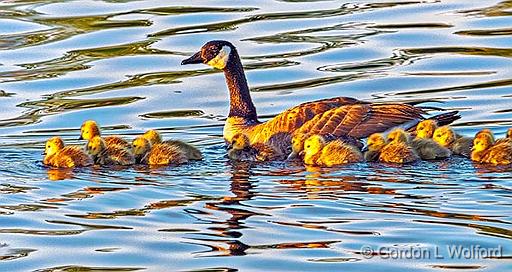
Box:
[286,152,298,161]
[361,146,368,153]
[42,151,46,155]
[298,150,305,157]
[226,143,233,150]
[181,52,203,65]
[78,135,83,140]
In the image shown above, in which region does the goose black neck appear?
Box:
[223,49,258,122]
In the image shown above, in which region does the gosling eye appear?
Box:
[306,145,310,148]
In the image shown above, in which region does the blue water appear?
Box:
[0,0,511,271]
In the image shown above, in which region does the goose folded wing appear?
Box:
[250,96,363,143]
[295,103,425,139]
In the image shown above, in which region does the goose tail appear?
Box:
[428,110,460,127]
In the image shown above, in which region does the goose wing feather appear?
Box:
[295,103,425,139]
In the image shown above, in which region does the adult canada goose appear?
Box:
[182,40,460,148]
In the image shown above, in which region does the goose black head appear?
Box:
[181,40,235,69]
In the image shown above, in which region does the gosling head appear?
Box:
[287,133,309,159]
[181,40,236,70]
[44,137,65,157]
[132,136,152,158]
[416,120,437,139]
[387,129,409,144]
[303,135,326,157]
[433,126,456,147]
[143,129,162,145]
[366,133,386,152]
[475,129,495,142]
[230,133,250,150]
[472,132,494,153]
[507,128,512,139]
[86,136,106,156]
[79,120,100,141]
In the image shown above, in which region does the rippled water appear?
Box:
[0,0,511,271]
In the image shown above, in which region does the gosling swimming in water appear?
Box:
[80,120,130,149]
[379,129,419,164]
[471,130,512,165]
[288,132,362,160]
[132,136,188,165]
[86,136,135,166]
[227,133,282,162]
[142,129,203,160]
[415,119,437,139]
[302,135,363,166]
[412,121,451,160]
[43,137,93,168]
[364,133,387,162]
[433,126,472,157]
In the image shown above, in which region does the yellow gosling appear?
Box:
[508,128,512,139]
[142,129,162,145]
[288,133,310,160]
[43,137,93,168]
[471,131,512,165]
[379,129,419,164]
[410,138,451,160]
[364,133,386,162]
[132,136,188,165]
[416,119,437,139]
[433,126,472,157]
[80,120,130,149]
[228,133,281,162]
[303,135,363,167]
[143,129,202,160]
[86,136,135,166]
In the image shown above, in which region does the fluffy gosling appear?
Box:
[80,120,130,149]
[416,119,437,139]
[471,130,512,165]
[132,136,188,165]
[142,129,202,160]
[86,136,135,166]
[379,129,419,164]
[43,137,93,168]
[364,133,387,162]
[303,135,363,167]
[433,126,472,157]
[227,133,282,162]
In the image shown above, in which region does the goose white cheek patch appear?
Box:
[207,46,231,69]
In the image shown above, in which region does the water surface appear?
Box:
[0,0,511,271]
